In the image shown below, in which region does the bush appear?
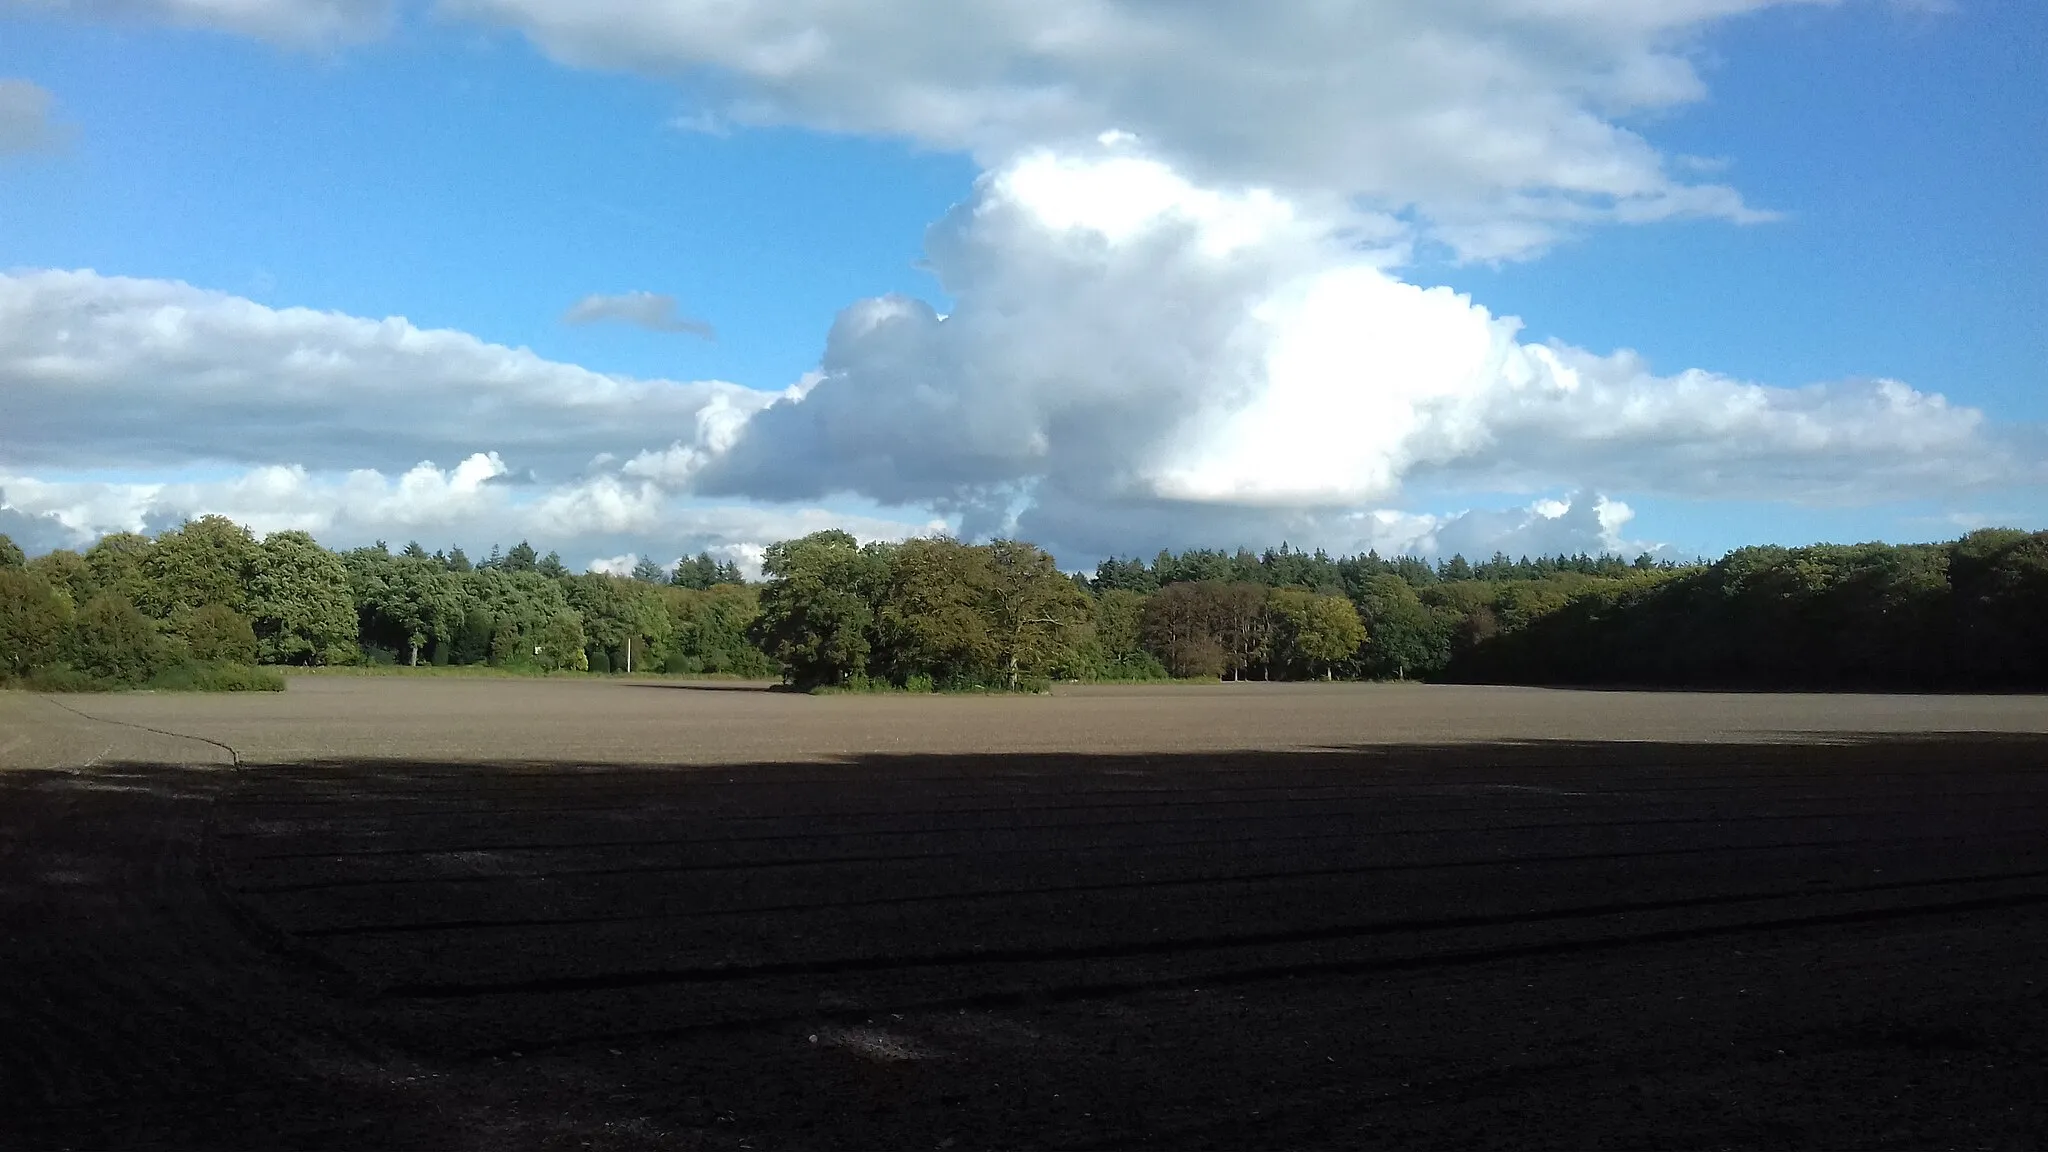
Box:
[71,593,171,685]
[588,647,612,674]
[185,603,259,664]
[23,665,105,692]
[904,672,935,693]
[0,568,71,678]
[145,661,287,692]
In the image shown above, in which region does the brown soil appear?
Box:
[3,682,2045,1148]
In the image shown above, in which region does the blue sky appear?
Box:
[1,0,2042,572]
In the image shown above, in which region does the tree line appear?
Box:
[4,519,2045,691]
[0,517,770,689]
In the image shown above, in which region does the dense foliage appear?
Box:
[0,517,771,690]
[4,519,2045,692]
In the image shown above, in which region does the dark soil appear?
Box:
[5,736,2046,1149]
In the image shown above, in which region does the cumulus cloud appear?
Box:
[0,455,943,562]
[3,142,2031,567]
[5,0,392,45]
[0,79,66,155]
[563,291,715,339]
[693,147,2026,560]
[443,0,1803,258]
[0,269,768,477]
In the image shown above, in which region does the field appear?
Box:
[4,680,2047,1149]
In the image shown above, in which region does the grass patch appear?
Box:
[284,664,776,683]
[809,673,1056,696]
[19,666,107,693]
[5,661,287,693]
[146,662,287,693]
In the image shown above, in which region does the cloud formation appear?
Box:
[0,269,766,477]
[0,456,943,570]
[5,0,391,45]
[0,5,2028,567]
[691,146,2023,557]
[0,78,65,154]
[444,0,1804,258]
[563,291,716,339]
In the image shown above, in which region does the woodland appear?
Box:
[2,519,2044,692]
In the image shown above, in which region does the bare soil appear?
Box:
[3,681,2046,1148]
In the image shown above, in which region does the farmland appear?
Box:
[4,680,2047,1148]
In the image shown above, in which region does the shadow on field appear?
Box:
[5,733,2047,1149]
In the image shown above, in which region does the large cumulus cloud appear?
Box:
[5,1,2033,567]
[685,146,2021,558]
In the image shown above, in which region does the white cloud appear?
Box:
[563,290,715,339]
[0,79,66,155]
[694,148,2027,560]
[5,0,392,45]
[0,269,770,477]
[0,454,945,561]
[442,0,1805,258]
[585,551,638,577]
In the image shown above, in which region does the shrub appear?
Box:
[145,661,286,692]
[23,665,105,692]
[71,593,171,685]
[904,672,935,693]
[0,568,71,678]
[185,603,260,664]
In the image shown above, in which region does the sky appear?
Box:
[0,0,2042,576]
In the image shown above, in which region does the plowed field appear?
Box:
[4,680,2046,1148]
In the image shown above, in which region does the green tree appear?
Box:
[1269,589,1366,679]
[139,515,256,625]
[1354,575,1442,680]
[0,568,70,678]
[71,593,170,685]
[875,536,997,685]
[84,533,155,608]
[565,573,673,672]
[449,607,494,665]
[984,540,1091,689]
[658,584,775,675]
[461,568,575,666]
[185,603,259,664]
[248,530,359,664]
[0,534,23,568]
[26,549,94,608]
[536,610,590,671]
[753,530,888,688]
[1090,587,1156,676]
[630,556,668,584]
[351,553,463,666]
